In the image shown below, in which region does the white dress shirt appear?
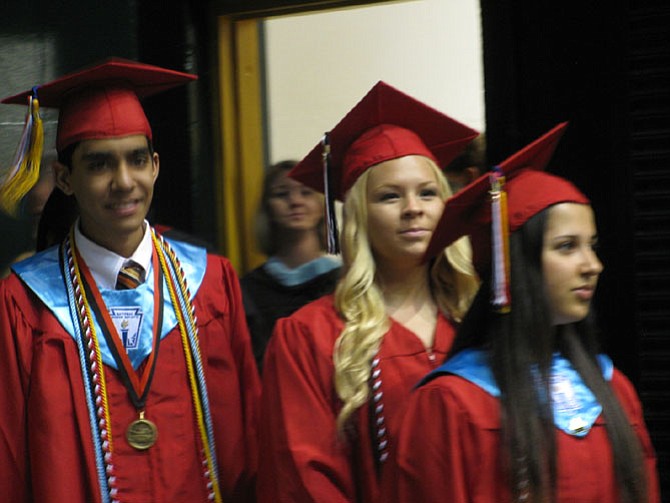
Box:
[74,220,153,290]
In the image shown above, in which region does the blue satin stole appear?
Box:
[12,239,206,371]
[425,348,614,437]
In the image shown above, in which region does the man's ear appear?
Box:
[152,152,160,182]
[53,161,74,196]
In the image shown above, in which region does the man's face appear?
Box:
[55,134,159,255]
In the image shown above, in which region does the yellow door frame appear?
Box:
[215,16,265,274]
[214,1,394,274]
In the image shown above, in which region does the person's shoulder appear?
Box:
[0,269,26,296]
[0,257,52,319]
[198,253,244,293]
[7,245,60,293]
[288,294,337,320]
[273,295,341,342]
[308,263,342,286]
[267,295,341,365]
[609,366,644,415]
[416,373,501,427]
[240,263,271,286]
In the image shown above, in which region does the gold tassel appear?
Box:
[0,94,44,216]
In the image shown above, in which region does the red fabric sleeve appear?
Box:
[257,310,355,503]
[0,276,31,502]
[199,255,261,502]
[382,380,492,503]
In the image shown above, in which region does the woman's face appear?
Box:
[267,170,323,232]
[365,155,445,268]
[542,203,603,325]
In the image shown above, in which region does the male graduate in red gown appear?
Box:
[0,59,260,503]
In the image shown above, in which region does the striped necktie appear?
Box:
[116,261,145,290]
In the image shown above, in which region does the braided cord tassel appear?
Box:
[62,233,117,502]
[0,93,44,216]
[152,231,223,502]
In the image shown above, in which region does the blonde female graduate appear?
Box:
[384,123,660,503]
[256,81,480,503]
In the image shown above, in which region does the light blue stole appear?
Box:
[12,238,207,370]
[426,348,614,437]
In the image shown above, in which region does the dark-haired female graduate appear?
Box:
[257,82,480,503]
[0,59,260,503]
[383,123,660,502]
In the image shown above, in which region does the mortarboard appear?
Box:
[0,58,196,215]
[288,80,479,252]
[424,122,590,311]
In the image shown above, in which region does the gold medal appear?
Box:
[126,411,158,450]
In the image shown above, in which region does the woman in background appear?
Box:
[241,160,341,372]
[257,81,480,502]
[384,123,660,503]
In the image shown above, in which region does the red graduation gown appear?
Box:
[257,295,456,503]
[0,253,260,503]
[383,369,661,503]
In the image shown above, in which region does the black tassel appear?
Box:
[322,132,340,254]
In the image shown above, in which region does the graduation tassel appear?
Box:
[489,166,511,313]
[322,132,340,254]
[0,89,44,216]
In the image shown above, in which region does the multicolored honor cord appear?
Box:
[60,227,223,503]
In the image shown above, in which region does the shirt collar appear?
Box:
[74,220,153,290]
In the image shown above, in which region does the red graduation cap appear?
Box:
[423,122,589,310]
[288,81,479,201]
[2,57,197,151]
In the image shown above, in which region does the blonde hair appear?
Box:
[333,159,479,431]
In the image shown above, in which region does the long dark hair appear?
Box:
[449,207,647,502]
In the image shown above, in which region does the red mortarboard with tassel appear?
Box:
[0,58,196,216]
[423,122,590,312]
[289,81,479,254]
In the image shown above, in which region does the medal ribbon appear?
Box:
[75,245,164,411]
